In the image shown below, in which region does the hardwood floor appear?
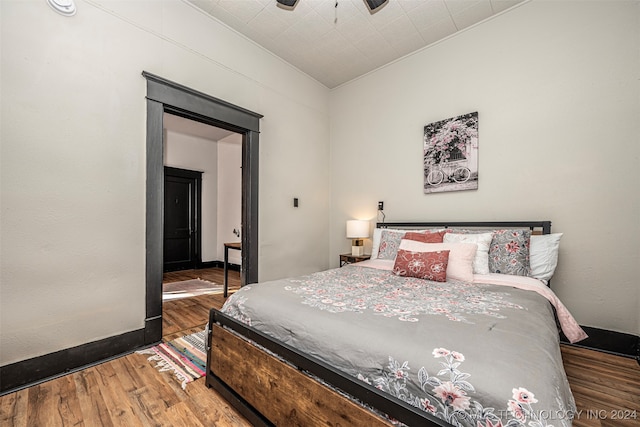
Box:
[162,267,241,338]
[1,269,638,426]
[163,267,239,287]
[561,346,639,427]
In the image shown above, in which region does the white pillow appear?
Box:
[530,233,563,283]
[443,232,493,275]
[398,240,477,282]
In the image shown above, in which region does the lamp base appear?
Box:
[351,245,364,256]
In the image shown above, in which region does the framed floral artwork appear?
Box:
[423,112,478,194]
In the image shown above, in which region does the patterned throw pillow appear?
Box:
[399,239,477,282]
[377,230,407,260]
[404,230,448,243]
[488,229,532,276]
[392,249,450,282]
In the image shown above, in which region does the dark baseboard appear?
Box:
[561,325,640,361]
[200,260,223,269]
[0,327,153,396]
[199,260,241,272]
[145,315,163,345]
[165,261,241,272]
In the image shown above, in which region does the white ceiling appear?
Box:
[164,113,239,141]
[187,0,526,88]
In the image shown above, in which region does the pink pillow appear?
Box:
[398,240,478,282]
[404,230,448,243]
[393,249,450,282]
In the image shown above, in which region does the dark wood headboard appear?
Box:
[376,221,551,235]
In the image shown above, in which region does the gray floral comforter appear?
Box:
[221,264,577,427]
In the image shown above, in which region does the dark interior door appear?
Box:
[164,167,202,272]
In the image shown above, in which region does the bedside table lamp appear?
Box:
[346,220,369,256]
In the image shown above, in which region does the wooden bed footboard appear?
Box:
[206,310,448,427]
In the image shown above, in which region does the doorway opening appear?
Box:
[143,72,262,345]
[161,114,243,311]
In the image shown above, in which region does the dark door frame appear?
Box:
[143,71,262,344]
[163,166,202,272]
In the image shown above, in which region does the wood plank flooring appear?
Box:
[561,345,639,427]
[162,267,240,338]
[1,267,638,426]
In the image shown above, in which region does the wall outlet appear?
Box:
[377,201,384,210]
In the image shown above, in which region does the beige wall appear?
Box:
[329,0,640,335]
[0,0,330,365]
[217,135,242,265]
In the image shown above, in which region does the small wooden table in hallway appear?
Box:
[223,242,241,297]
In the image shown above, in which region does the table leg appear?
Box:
[224,245,229,297]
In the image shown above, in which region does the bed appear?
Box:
[206,221,587,427]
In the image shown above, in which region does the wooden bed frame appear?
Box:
[206,221,552,427]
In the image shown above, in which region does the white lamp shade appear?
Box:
[346,220,369,238]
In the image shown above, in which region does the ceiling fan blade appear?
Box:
[365,0,388,12]
[276,0,385,13]
[276,0,299,7]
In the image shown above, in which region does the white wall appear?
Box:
[329,0,640,335]
[217,134,242,265]
[0,0,330,365]
[164,129,219,262]
[165,130,243,266]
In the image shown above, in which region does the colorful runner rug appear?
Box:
[137,330,207,389]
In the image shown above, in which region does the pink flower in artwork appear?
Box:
[395,369,405,379]
[451,351,465,362]
[512,387,538,404]
[507,400,526,421]
[433,381,471,411]
[505,241,520,254]
[432,348,450,358]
